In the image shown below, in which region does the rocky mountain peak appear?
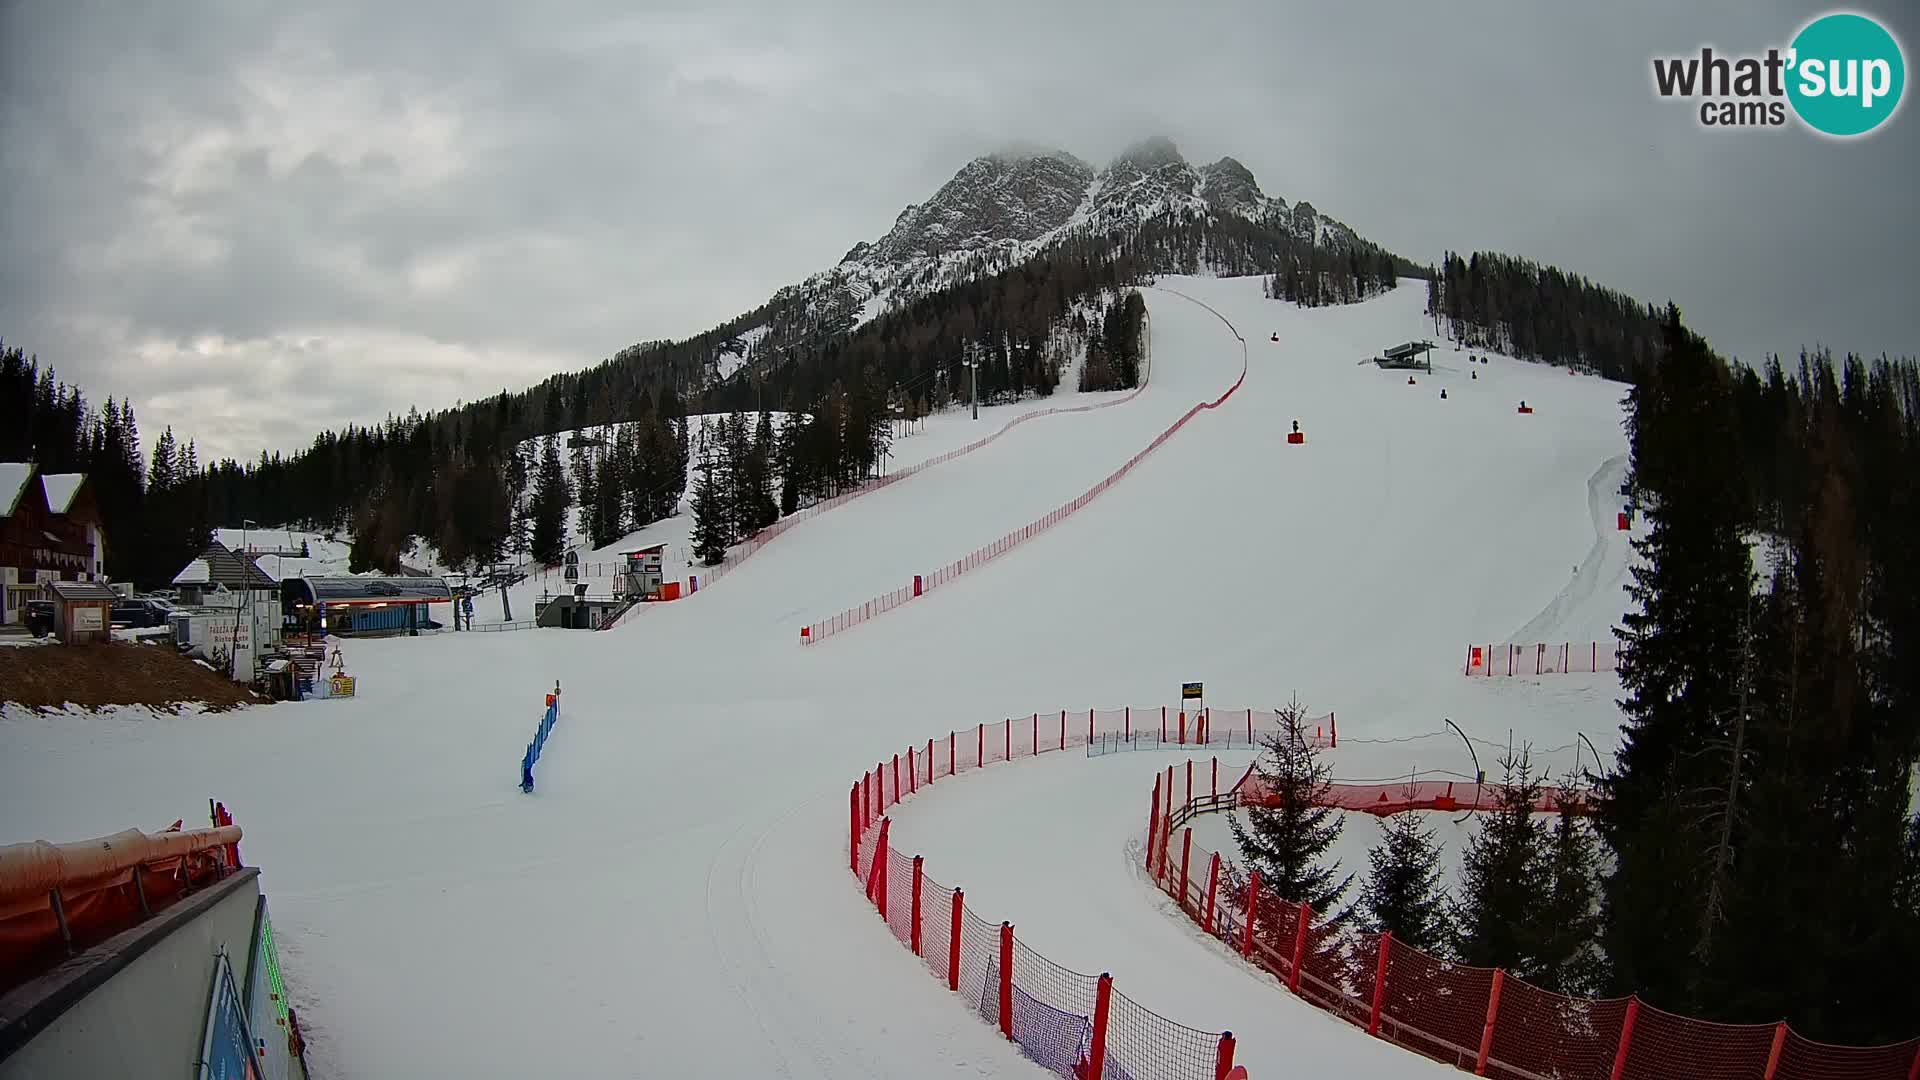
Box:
[1110,135,1186,172]
[852,150,1093,265]
[1199,156,1272,220]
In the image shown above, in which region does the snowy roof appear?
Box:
[288,575,452,604]
[213,527,306,553]
[252,555,328,582]
[0,463,33,517]
[45,580,117,602]
[172,559,212,585]
[39,473,85,512]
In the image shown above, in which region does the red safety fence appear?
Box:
[804,292,1250,645]
[0,800,246,996]
[1466,641,1620,677]
[851,721,1243,1079]
[599,365,1157,629]
[1149,770,1920,1080]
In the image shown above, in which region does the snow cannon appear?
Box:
[1287,420,1305,445]
[1619,505,1633,531]
[1407,375,1417,385]
[1269,332,1279,342]
[1440,388,1448,400]
[1471,370,1478,380]
[1517,400,1534,415]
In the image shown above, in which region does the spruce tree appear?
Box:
[1452,749,1549,974]
[688,450,730,566]
[1358,811,1451,952]
[1533,790,1603,995]
[529,437,570,565]
[1599,307,1754,1006]
[1228,698,1351,915]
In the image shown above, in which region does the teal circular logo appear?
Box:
[1787,13,1906,137]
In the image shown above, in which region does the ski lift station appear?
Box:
[281,575,453,636]
[617,545,669,600]
[1373,339,1436,371]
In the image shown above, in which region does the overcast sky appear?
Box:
[2,1,1915,462]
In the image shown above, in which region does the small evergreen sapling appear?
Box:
[1228,697,1352,932]
[1359,810,1452,953]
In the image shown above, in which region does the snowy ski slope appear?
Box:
[0,275,1635,1078]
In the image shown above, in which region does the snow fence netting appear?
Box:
[1152,766,1920,1080]
[847,706,1239,1080]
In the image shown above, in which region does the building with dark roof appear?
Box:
[1,463,106,626]
[281,575,452,637]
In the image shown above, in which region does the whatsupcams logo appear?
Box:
[1652,11,1906,137]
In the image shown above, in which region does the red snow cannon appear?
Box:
[1287,420,1304,445]
[1517,401,1534,414]
[1618,512,1631,531]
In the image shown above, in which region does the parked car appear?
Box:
[111,597,176,628]
[23,600,54,637]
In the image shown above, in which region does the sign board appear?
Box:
[244,900,296,1080]
[198,950,260,1080]
[1181,681,1203,700]
[73,607,104,631]
[328,675,356,698]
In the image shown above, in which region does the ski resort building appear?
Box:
[0,464,106,626]
[279,575,452,637]
[1373,339,1436,370]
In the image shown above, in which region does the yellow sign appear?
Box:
[328,675,356,698]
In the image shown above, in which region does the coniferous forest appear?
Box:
[1398,283,1920,1042]
[0,249,1156,582]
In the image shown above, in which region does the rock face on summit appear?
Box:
[856,151,1094,264]
[705,136,1405,390]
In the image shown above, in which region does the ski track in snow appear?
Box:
[1509,452,1629,645]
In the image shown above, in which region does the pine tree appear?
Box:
[688,450,731,566]
[572,444,597,544]
[743,410,778,532]
[1228,698,1351,914]
[529,437,570,564]
[1533,791,1603,995]
[1358,811,1451,952]
[1599,307,1754,1006]
[1452,749,1549,974]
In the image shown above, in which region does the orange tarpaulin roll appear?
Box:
[0,824,241,917]
[0,823,244,995]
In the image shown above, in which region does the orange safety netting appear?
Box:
[1155,779,1920,1080]
[0,819,243,995]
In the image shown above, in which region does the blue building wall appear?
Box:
[324,602,431,634]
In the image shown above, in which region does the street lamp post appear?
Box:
[241,519,257,683]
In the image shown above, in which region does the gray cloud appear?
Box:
[2,0,1915,461]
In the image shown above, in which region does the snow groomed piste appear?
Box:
[606,326,1160,633]
[801,287,1248,644]
[21,274,1880,1077]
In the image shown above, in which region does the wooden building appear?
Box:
[44,579,116,644]
[1,464,107,626]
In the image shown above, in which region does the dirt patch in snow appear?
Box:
[0,643,262,712]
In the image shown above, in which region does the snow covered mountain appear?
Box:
[701,137,1400,387]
